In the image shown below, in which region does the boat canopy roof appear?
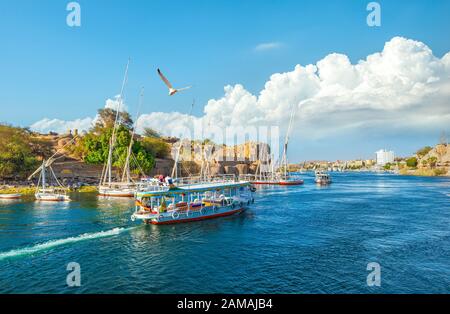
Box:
[136,181,250,198]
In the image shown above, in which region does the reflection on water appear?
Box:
[0,173,449,293]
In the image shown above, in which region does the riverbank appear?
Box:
[399,168,449,177]
[0,185,98,195]
[0,186,36,195]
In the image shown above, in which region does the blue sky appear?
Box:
[0,0,449,161]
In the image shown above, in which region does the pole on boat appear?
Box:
[122,86,144,183]
[41,160,46,190]
[281,104,297,179]
[103,58,130,186]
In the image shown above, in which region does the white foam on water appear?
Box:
[0,227,132,261]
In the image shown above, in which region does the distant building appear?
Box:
[376,149,395,165]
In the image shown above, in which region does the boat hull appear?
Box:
[98,187,135,198]
[98,192,134,197]
[251,180,304,186]
[35,194,70,202]
[148,207,244,225]
[278,180,304,186]
[0,194,22,199]
[132,204,247,225]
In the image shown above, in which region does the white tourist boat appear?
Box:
[131,176,254,225]
[315,171,332,185]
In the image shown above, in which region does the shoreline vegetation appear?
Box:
[0,185,99,195]
[1,113,449,194]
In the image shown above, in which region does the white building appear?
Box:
[375,149,395,165]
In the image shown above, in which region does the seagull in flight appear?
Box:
[157,68,191,96]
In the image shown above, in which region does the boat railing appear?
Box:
[136,181,171,193]
[238,173,282,181]
[175,174,237,186]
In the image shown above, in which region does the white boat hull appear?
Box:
[98,187,135,197]
[0,193,22,199]
[35,193,70,202]
[131,202,250,225]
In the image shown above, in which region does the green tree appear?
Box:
[406,157,418,168]
[94,108,133,131]
[0,124,39,179]
[142,137,171,159]
[74,125,155,174]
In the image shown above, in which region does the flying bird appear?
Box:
[157,68,191,96]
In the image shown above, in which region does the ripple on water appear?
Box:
[0,173,450,293]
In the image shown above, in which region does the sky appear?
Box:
[0,0,449,162]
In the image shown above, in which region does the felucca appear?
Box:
[27,137,77,202]
[98,66,152,197]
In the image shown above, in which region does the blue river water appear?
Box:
[0,172,449,293]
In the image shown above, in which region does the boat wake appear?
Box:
[0,227,135,261]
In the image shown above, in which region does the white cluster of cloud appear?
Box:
[30,97,125,134]
[31,37,450,146]
[137,37,450,140]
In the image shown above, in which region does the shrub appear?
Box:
[0,124,39,179]
[406,157,418,168]
[434,168,447,176]
[142,137,171,159]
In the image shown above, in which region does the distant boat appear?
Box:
[0,193,22,200]
[315,171,332,185]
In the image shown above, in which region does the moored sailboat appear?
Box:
[98,64,152,197]
[27,136,77,202]
[241,104,303,186]
[29,160,70,202]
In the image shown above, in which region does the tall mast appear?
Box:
[171,99,194,179]
[122,87,144,183]
[103,59,130,185]
[281,104,297,178]
[41,160,46,189]
[171,142,181,179]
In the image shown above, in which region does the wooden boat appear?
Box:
[27,137,78,202]
[131,177,254,225]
